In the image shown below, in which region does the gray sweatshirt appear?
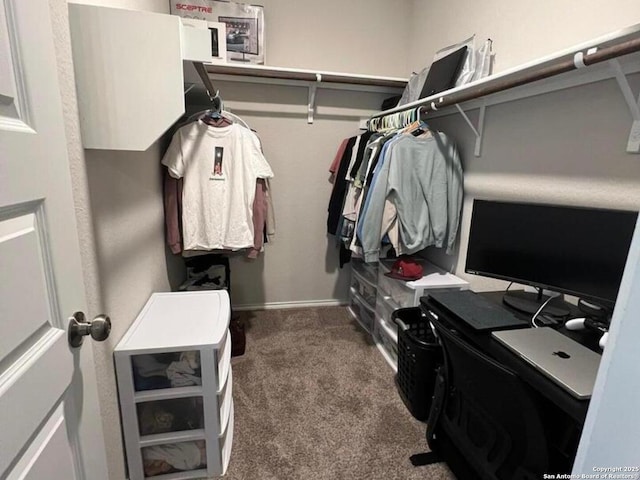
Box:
[361,133,463,262]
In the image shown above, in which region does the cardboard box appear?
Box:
[170,0,265,65]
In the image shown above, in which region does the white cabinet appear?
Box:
[114,291,233,480]
[68,4,211,151]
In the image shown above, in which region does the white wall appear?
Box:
[83,145,185,480]
[181,0,413,307]
[186,83,394,307]
[258,0,412,77]
[408,0,640,74]
[420,75,640,292]
[406,0,640,285]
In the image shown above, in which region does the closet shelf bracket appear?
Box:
[454,101,486,157]
[308,73,322,124]
[608,59,640,153]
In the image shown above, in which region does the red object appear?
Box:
[384,257,424,281]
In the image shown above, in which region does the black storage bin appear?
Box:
[393,307,443,421]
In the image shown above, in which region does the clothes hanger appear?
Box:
[200,90,233,128]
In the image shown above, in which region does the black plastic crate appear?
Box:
[393,307,443,421]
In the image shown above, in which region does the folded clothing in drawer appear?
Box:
[142,440,207,477]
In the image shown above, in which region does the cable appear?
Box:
[530,295,556,328]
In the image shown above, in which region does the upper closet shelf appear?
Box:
[204,63,407,90]
[193,63,408,124]
[372,23,640,155]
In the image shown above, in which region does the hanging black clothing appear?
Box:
[348,131,374,180]
[327,136,357,235]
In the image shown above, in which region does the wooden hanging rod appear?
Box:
[372,32,640,120]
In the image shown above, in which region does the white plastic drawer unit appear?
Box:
[348,287,375,334]
[377,259,470,308]
[351,257,378,285]
[350,269,377,308]
[375,290,400,325]
[114,291,233,480]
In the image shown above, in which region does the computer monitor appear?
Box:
[465,200,638,316]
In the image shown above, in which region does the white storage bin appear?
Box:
[348,288,375,334]
[377,260,469,307]
[115,291,233,480]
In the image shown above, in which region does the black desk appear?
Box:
[420,290,603,469]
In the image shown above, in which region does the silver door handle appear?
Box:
[68,311,111,348]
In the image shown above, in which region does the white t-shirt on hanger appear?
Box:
[162,122,274,252]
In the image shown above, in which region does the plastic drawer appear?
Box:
[376,313,398,351]
[375,316,398,371]
[137,397,204,436]
[376,272,415,308]
[217,368,233,429]
[348,288,375,334]
[375,291,401,324]
[350,269,377,308]
[351,258,378,285]
[216,333,231,393]
[220,401,234,475]
[131,351,202,392]
[141,440,207,477]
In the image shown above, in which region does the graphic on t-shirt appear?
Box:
[211,147,225,180]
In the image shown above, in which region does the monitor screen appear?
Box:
[465,200,638,306]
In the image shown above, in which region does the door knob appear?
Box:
[68,311,111,348]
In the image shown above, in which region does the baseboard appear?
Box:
[233,299,349,311]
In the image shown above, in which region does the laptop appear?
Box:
[492,327,601,399]
[419,46,468,99]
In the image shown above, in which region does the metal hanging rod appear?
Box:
[371,32,640,121]
[193,61,218,101]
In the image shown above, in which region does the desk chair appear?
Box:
[426,320,549,480]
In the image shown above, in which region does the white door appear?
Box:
[0,0,108,479]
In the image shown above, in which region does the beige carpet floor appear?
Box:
[225,306,455,480]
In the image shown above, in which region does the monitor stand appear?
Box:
[503,289,571,317]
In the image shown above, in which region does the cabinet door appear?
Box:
[68,4,184,150]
